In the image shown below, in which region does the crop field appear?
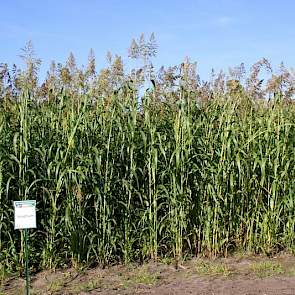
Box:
[1,38,295,294]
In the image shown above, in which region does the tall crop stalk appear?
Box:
[168,91,193,265]
[139,92,160,260]
[11,91,30,271]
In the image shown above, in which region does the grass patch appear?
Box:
[160,257,174,265]
[47,278,64,293]
[250,261,284,278]
[122,265,160,288]
[285,265,295,277]
[71,278,102,293]
[194,261,231,277]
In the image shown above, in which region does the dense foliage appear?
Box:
[1,37,295,275]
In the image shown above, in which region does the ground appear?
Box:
[2,253,295,295]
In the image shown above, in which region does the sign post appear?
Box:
[14,200,36,295]
[24,228,29,295]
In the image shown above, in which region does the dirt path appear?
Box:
[2,254,295,294]
[140,277,295,295]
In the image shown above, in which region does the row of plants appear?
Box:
[0,37,295,275]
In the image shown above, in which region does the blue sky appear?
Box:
[1,0,294,80]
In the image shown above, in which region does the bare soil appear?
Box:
[2,253,295,295]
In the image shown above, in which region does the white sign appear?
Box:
[14,200,36,230]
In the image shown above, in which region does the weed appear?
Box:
[250,261,284,278]
[122,266,160,288]
[194,261,231,277]
[47,278,64,293]
[71,278,102,293]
